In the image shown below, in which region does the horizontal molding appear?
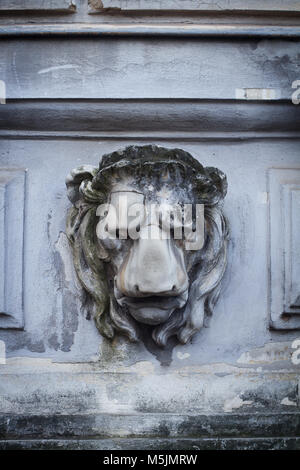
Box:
[0,100,299,140]
[1,413,299,439]
[88,0,300,14]
[1,23,300,38]
[2,130,300,141]
[0,0,76,13]
[1,437,300,450]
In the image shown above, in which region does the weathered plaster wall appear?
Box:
[0,140,299,425]
[0,0,299,449]
[0,139,299,362]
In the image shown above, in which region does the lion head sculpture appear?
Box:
[66,145,229,348]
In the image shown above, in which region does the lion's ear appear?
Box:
[66,165,98,204]
[205,167,228,200]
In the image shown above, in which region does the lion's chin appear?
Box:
[127,306,175,325]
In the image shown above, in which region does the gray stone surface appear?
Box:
[65,145,228,347]
[0,0,299,450]
[0,0,76,12]
[0,169,26,329]
[0,136,299,448]
[0,101,299,137]
[89,0,300,13]
[1,39,298,100]
[2,412,300,439]
[1,437,300,451]
[0,139,299,361]
[2,0,300,30]
[269,168,300,329]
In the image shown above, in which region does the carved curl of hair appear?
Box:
[66,145,229,347]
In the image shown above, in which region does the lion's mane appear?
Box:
[66,145,229,347]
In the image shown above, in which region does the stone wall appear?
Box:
[0,0,299,450]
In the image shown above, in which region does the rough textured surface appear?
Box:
[89,0,300,13]
[0,139,300,362]
[65,145,228,347]
[0,0,76,12]
[1,39,299,100]
[0,169,26,329]
[0,101,300,137]
[1,438,300,451]
[0,0,300,450]
[2,412,300,438]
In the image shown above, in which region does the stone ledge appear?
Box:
[1,413,300,440]
[0,0,76,13]
[0,356,298,415]
[1,100,299,134]
[1,436,300,450]
[1,23,300,38]
[88,0,300,14]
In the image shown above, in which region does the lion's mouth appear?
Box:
[114,287,188,325]
[118,293,187,310]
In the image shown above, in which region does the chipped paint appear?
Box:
[237,342,292,365]
[54,232,74,284]
[224,396,253,413]
[38,64,79,75]
[177,352,190,360]
[259,192,268,204]
[235,88,278,100]
[88,0,104,10]
[0,340,5,365]
[281,397,297,407]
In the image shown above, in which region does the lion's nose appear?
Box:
[116,225,188,297]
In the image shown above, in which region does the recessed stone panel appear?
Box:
[269,168,300,329]
[0,169,26,329]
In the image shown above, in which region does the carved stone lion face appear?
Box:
[66,145,229,347]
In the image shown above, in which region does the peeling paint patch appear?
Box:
[224,396,253,413]
[281,397,297,407]
[0,340,6,365]
[177,352,190,360]
[38,65,79,75]
[259,192,268,204]
[235,88,278,100]
[237,342,292,365]
[54,232,74,284]
[53,231,79,352]
[88,0,104,10]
